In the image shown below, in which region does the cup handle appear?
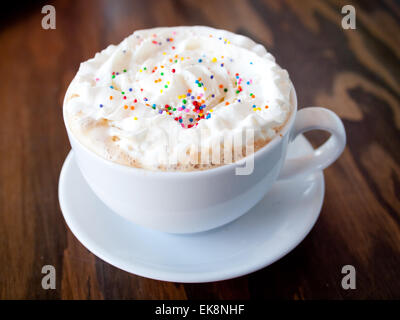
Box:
[279,107,346,180]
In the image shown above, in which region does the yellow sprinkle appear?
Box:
[160,89,163,93]
[134,117,138,120]
[212,57,217,63]
[181,57,184,61]
[210,109,214,112]
[163,52,166,55]
[139,69,143,72]
[204,87,207,91]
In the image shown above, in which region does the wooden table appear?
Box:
[1,0,399,299]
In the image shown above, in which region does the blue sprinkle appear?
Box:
[252,105,256,108]
[159,110,163,114]
[179,118,183,123]
[198,59,202,63]
[187,93,190,96]
[211,94,215,98]
[250,62,253,64]
[191,96,195,99]
[189,118,193,122]
[129,88,132,91]
[182,106,186,109]
[238,99,241,102]
[110,86,114,89]
[210,75,214,79]
[220,63,224,67]
[99,104,103,108]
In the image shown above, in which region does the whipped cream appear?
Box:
[64,26,292,170]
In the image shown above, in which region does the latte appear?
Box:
[63,26,292,171]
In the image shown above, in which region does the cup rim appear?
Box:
[64,84,298,178]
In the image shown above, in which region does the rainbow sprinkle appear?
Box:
[96,31,263,129]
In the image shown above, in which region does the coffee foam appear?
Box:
[64,26,292,171]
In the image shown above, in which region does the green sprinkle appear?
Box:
[112,75,115,79]
[143,67,147,70]
[161,72,164,76]
[123,69,127,72]
[121,91,125,94]
[173,108,176,111]
[182,99,187,104]
[224,88,228,92]
[164,85,168,88]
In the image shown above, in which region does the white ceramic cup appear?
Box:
[64,85,346,233]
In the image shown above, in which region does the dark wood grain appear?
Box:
[0,0,399,299]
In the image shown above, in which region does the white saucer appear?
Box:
[59,135,324,283]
